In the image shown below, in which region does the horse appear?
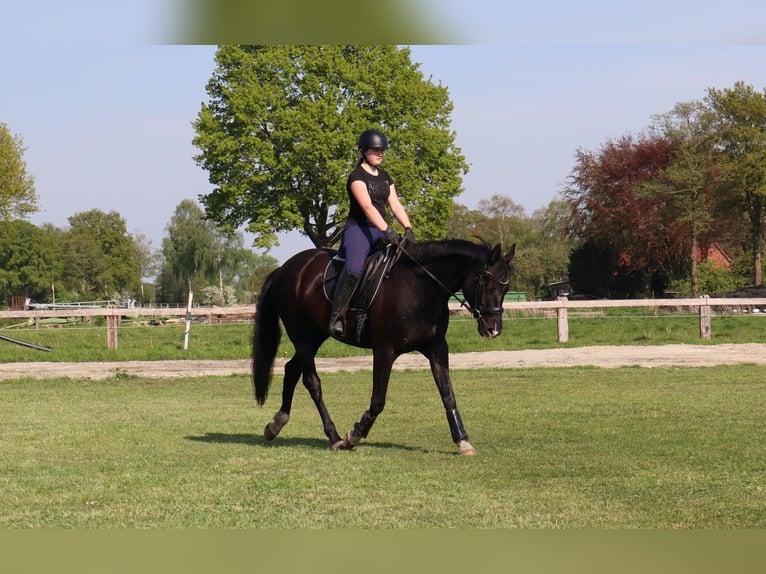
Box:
[252,238,516,456]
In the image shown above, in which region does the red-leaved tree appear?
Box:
[563,133,687,296]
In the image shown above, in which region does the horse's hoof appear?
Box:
[343,431,360,449]
[264,412,289,441]
[330,440,347,451]
[458,440,477,456]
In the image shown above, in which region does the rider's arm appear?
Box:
[387,184,412,230]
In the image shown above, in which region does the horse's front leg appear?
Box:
[424,339,477,456]
[341,350,395,449]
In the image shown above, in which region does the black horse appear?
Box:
[252,238,516,455]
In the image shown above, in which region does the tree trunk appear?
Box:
[690,233,699,296]
[753,218,763,286]
[749,197,763,286]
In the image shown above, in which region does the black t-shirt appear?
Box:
[346,164,394,227]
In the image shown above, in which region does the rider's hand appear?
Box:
[404,227,415,244]
[383,226,400,245]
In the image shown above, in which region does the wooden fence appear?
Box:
[0,305,254,350]
[2,297,766,349]
[453,295,766,343]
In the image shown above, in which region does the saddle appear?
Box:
[323,241,400,339]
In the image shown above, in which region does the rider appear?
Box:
[329,128,415,336]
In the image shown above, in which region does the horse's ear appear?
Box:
[503,243,516,263]
[491,243,502,261]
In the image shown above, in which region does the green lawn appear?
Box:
[2,365,764,528]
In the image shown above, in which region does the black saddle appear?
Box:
[323,242,400,336]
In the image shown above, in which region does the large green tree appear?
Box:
[649,101,723,296]
[159,200,219,304]
[63,209,140,298]
[192,45,468,250]
[0,123,37,220]
[0,220,63,303]
[705,82,766,286]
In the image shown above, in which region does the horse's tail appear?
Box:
[252,269,281,406]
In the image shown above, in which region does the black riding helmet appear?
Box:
[357,129,388,150]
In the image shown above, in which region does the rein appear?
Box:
[393,241,509,321]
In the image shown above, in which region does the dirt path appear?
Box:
[2,343,766,381]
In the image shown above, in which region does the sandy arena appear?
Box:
[2,343,766,380]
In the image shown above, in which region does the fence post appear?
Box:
[557,296,569,343]
[106,305,119,350]
[699,294,712,340]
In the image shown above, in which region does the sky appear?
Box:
[3,1,766,264]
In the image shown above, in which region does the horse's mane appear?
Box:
[403,238,491,264]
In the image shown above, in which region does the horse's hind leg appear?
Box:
[263,355,302,441]
[300,361,344,449]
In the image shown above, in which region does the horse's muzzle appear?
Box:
[482,327,501,339]
[477,316,503,339]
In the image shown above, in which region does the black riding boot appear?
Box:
[329,269,359,336]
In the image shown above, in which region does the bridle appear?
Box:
[394,242,510,321]
[468,261,511,320]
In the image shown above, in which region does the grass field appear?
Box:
[2,310,765,530]
[2,364,764,528]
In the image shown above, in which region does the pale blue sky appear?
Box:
[3,1,766,263]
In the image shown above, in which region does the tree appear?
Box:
[445,203,483,239]
[527,200,577,296]
[568,240,622,298]
[446,197,574,297]
[230,249,278,303]
[193,45,468,250]
[159,200,219,304]
[211,233,278,304]
[649,101,723,295]
[705,82,766,286]
[62,210,139,298]
[0,220,64,303]
[158,199,277,305]
[475,195,529,249]
[0,123,38,220]
[132,231,161,305]
[562,133,682,296]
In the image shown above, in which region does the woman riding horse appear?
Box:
[253,237,516,456]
